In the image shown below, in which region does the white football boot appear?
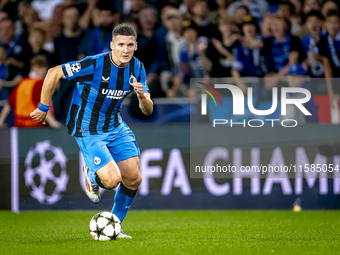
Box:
[83,165,101,203]
[117,230,132,238]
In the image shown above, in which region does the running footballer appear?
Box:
[30,24,153,238]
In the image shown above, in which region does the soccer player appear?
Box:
[30,24,153,238]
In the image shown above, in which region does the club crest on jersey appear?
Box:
[94,156,101,165]
[102,89,131,99]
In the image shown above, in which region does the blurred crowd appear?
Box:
[0,0,340,125]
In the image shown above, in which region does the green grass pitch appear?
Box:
[0,210,339,255]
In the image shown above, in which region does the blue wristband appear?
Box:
[38,103,50,113]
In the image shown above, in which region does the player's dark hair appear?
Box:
[112,24,137,40]
[326,9,340,19]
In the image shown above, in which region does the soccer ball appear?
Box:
[89,212,121,241]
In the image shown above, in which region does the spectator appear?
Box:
[54,5,85,64]
[233,5,251,26]
[22,7,41,38]
[44,4,64,48]
[262,14,275,38]
[15,0,31,38]
[201,15,242,78]
[171,21,207,97]
[78,1,119,58]
[277,1,295,19]
[165,9,186,81]
[208,0,234,25]
[31,0,63,21]
[180,0,197,20]
[301,10,325,77]
[53,5,85,123]
[263,16,303,79]
[147,5,176,97]
[282,63,319,123]
[122,19,139,34]
[289,0,302,16]
[0,45,23,99]
[228,0,269,22]
[303,0,321,15]
[190,0,220,39]
[232,15,265,93]
[0,11,8,23]
[0,19,32,77]
[149,5,175,74]
[277,0,302,35]
[318,10,340,122]
[121,0,146,21]
[0,55,60,128]
[321,1,339,18]
[134,6,157,73]
[79,0,100,30]
[28,28,55,66]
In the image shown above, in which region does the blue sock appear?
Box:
[111,182,137,223]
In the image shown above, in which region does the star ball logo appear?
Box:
[198,83,312,127]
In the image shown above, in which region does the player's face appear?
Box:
[111,35,137,65]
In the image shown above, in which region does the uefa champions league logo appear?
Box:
[71,63,81,73]
[24,140,69,205]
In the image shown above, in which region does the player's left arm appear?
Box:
[131,77,153,115]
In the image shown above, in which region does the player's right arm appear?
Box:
[30,65,65,124]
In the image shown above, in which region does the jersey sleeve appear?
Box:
[61,56,95,82]
[137,63,150,93]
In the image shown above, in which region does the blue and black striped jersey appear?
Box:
[61,51,149,137]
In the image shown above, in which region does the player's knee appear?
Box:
[102,172,121,189]
[125,173,142,189]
